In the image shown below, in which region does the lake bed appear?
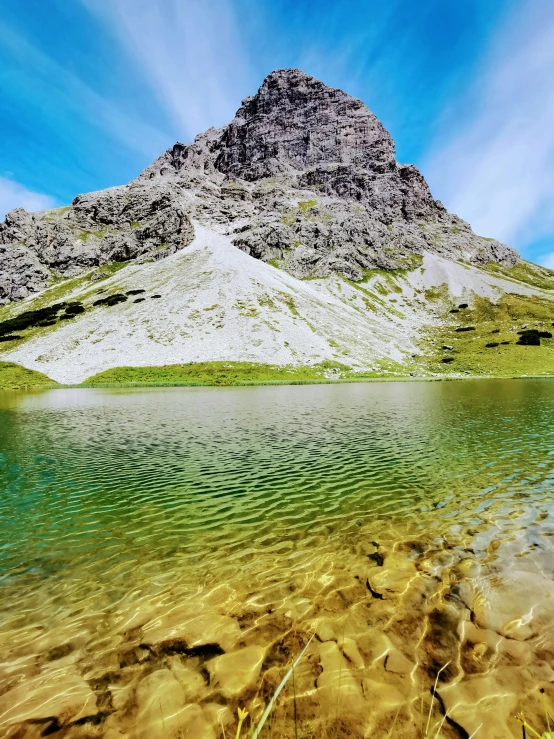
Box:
[1,380,554,738]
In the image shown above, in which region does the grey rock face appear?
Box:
[0,68,518,302]
[0,184,194,302]
[141,69,518,279]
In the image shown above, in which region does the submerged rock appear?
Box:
[0,666,97,729]
[133,670,215,739]
[384,648,414,674]
[438,675,518,738]
[207,645,264,699]
[317,641,366,718]
[141,607,241,652]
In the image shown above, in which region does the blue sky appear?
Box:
[1,0,554,267]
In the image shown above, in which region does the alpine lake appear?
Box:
[1,379,554,739]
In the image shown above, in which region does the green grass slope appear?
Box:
[82,360,354,386]
[417,293,554,377]
[0,362,57,390]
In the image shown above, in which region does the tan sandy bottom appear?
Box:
[1,497,554,739]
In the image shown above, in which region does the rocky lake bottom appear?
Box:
[0,380,553,738]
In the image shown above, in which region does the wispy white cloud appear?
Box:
[0,21,170,159]
[0,177,57,220]
[423,2,554,252]
[82,0,255,141]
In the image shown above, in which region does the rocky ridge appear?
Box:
[0,68,518,303]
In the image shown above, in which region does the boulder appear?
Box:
[133,669,216,739]
[464,571,554,640]
[317,641,366,716]
[367,553,419,598]
[0,666,97,729]
[141,607,240,652]
[384,648,414,674]
[438,675,518,739]
[207,646,264,699]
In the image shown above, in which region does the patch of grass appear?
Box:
[358,256,424,284]
[94,261,128,278]
[354,357,409,377]
[278,293,299,316]
[418,293,554,377]
[82,361,353,387]
[280,200,319,226]
[0,362,57,390]
[234,300,259,317]
[297,199,317,214]
[258,295,276,309]
[424,284,450,302]
[484,259,554,291]
[75,228,107,241]
[281,212,297,226]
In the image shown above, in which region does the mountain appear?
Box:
[0,69,518,303]
[1,69,553,385]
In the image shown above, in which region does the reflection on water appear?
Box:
[0,380,554,737]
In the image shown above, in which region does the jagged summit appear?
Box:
[142,67,437,225]
[164,68,399,180]
[0,68,518,303]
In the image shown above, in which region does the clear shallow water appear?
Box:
[1,380,554,737]
[1,381,553,586]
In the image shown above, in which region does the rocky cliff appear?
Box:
[0,69,518,303]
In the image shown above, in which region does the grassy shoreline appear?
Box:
[1,359,554,391]
[0,361,59,390]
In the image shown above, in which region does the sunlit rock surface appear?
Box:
[1,507,554,738]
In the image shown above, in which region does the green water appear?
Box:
[1,380,554,737]
[1,380,553,602]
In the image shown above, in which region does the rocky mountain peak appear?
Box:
[0,69,519,303]
[142,69,443,227]
[145,68,398,183]
[214,68,397,180]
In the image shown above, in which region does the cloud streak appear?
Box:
[0,177,57,221]
[82,0,255,141]
[0,19,170,160]
[422,1,554,254]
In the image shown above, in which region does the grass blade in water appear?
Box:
[251,635,314,739]
[425,662,450,738]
